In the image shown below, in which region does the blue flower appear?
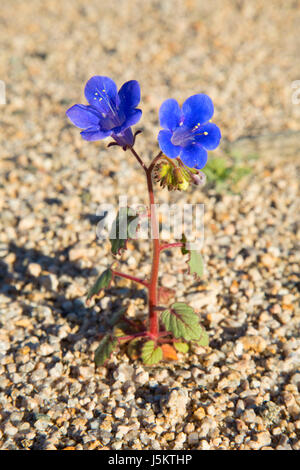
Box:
[66,76,142,148]
[157,94,221,169]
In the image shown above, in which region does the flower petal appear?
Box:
[180,144,208,169]
[113,109,142,134]
[112,128,134,147]
[159,99,181,131]
[118,80,141,111]
[80,126,112,141]
[158,130,181,158]
[194,122,221,150]
[84,76,118,115]
[182,94,214,128]
[66,104,100,128]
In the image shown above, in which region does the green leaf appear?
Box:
[161,302,203,341]
[106,307,127,327]
[174,342,189,353]
[109,207,139,255]
[181,233,189,255]
[94,334,118,366]
[187,250,204,279]
[141,340,163,365]
[113,320,131,338]
[181,234,204,279]
[87,268,113,301]
[193,329,209,347]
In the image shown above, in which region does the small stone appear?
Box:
[49,362,63,378]
[184,423,195,433]
[19,216,35,231]
[241,409,257,424]
[234,341,244,356]
[28,263,42,277]
[113,364,134,383]
[114,408,125,419]
[78,366,94,379]
[163,389,189,418]
[115,425,130,439]
[4,422,18,436]
[198,440,210,450]
[134,369,149,385]
[188,432,199,445]
[240,335,267,353]
[30,368,47,382]
[69,246,95,262]
[249,268,262,282]
[198,417,217,437]
[249,432,272,450]
[161,274,176,288]
[194,407,206,421]
[39,274,59,291]
[34,417,52,431]
[260,253,276,268]
[38,343,54,356]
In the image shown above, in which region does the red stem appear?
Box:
[146,169,160,338]
[160,242,183,252]
[129,148,163,340]
[117,331,148,343]
[112,270,149,287]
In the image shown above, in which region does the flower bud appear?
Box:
[190,171,206,186]
[154,159,191,191]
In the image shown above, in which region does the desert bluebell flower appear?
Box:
[66,76,142,148]
[157,94,221,169]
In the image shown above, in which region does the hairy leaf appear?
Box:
[94,334,118,366]
[187,250,204,279]
[109,207,139,255]
[113,320,131,339]
[141,340,163,365]
[87,268,113,302]
[174,342,189,353]
[193,329,209,347]
[181,233,204,279]
[161,302,203,341]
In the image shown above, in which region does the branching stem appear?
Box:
[112,270,149,287]
[127,147,164,339]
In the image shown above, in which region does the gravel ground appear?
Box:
[0,0,299,450]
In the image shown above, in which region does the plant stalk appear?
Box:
[112,270,149,287]
[146,169,160,338]
[129,148,163,339]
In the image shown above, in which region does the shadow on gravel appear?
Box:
[0,241,96,301]
[0,242,99,339]
[0,242,148,357]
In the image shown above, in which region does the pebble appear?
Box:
[188,432,199,445]
[18,216,35,231]
[27,263,42,277]
[39,274,59,291]
[113,364,134,383]
[163,389,189,418]
[134,369,149,385]
[249,432,272,450]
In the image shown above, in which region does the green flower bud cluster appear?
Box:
[153,156,206,191]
